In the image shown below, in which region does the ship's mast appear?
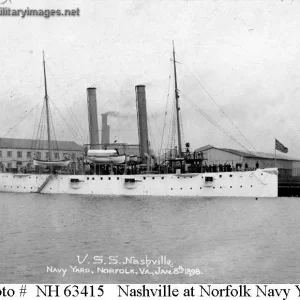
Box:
[172,41,182,156]
[43,51,52,161]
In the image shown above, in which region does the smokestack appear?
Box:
[101,113,110,147]
[87,87,100,149]
[135,85,149,164]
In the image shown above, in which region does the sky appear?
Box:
[1,0,300,158]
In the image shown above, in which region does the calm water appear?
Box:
[0,193,300,283]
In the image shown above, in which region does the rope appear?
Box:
[31,102,42,150]
[1,102,40,139]
[179,91,254,154]
[34,101,46,153]
[179,110,185,148]
[167,100,176,151]
[48,97,84,145]
[160,61,173,154]
[46,63,86,143]
[179,91,270,183]
[182,62,258,153]
[48,105,59,152]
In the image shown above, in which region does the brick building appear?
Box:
[0,138,83,170]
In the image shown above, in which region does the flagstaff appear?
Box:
[275,138,289,167]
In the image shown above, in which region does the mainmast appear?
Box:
[43,51,52,161]
[172,41,182,156]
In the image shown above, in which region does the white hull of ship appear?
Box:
[0,168,278,197]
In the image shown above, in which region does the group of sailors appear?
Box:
[202,161,260,173]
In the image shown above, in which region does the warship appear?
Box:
[0,46,278,197]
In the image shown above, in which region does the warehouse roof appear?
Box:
[0,138,83,151]
[194,144,300,161]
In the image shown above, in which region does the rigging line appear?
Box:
[148,108,162,137]
[46,63,86,141]
[179,111,185,147]
[36,103,46,153]
[179,91,254,154]
[1,102,40,139]
[48,97,84,145]
[49,99,83,146]
[40,107,47,151]
[184,96,248,152]
[160,80,171,151]
[47,91,85,145]
[31,102,42,149]
[148,128,157,152]
[34,103,45,151]
[68,108,85,143]
[171,100,177,149]
[167,100,177,150]
[160,60,173,153]
[166,91,175,149]
[166,100,174,149]
[181,91,268,168]
[0,83,45,104]
[148,117,159,152]
[48,105,59,151]
[182,62,258,153]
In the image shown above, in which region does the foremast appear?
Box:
[43,51,52,162]
[172,41,182,157]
